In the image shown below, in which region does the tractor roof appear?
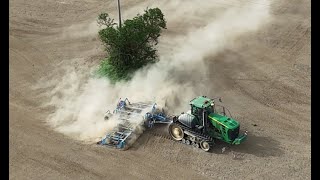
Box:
[190,96,214,109]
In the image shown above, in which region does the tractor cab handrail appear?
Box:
[215,104,233,119]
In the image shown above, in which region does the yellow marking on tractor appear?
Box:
[208,116,227,127]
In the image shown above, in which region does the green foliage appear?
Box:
[97,13,117,27]
[96,58,132,83]
[97,8,166,82]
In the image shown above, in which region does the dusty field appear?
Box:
[9,0,310,179]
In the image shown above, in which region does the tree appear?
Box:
[97,8,167,82]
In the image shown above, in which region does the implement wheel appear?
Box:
[169,123,184,141]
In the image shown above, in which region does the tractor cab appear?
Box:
[189,96,214,117]
[190,96,234,119]
[189,96,215,133]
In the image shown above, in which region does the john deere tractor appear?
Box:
[168,96,247,152]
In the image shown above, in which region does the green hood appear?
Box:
[208,113,239,130]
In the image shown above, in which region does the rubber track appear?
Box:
[147,122,215,147]
[174,122,214,143]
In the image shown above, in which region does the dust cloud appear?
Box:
[37,0,272,142]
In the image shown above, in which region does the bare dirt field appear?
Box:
[9,0,310,179]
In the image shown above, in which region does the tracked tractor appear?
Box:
[168,96,247,152]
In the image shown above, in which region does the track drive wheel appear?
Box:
[169,123,184,141]
[200,140,210,152]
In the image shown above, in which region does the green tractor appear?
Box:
[168,96,247,152]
